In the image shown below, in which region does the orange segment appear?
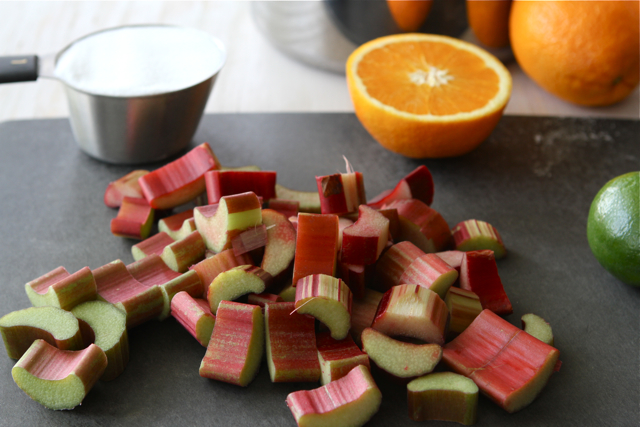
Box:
[346,34,511,158]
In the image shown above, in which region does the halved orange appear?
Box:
[346,34,512,158]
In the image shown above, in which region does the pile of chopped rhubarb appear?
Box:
[0,143,560,425]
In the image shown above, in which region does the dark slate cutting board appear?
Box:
[0,113,638,427]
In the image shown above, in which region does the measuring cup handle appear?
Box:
[0,55,38,84]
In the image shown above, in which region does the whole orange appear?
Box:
[509,0,639,106]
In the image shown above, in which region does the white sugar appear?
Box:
[54,26,225,97]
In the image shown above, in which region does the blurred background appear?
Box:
[0,0,638,123]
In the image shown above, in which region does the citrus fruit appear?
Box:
[466,0,512,48]
[509,0,640,106]
[387,0,433,32]
[587,172,640,287]
[346,33,512,158]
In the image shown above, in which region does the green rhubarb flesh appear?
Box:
[407,372,478,425]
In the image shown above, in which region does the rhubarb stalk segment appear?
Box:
[25,266,97,311]
[295,274,352,340]
[407,372,479,424]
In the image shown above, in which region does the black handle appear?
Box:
[0,55,39,84]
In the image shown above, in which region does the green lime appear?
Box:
[587,171,640,287]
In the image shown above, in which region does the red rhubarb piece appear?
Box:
[337,261,375,300]
[368,165,434,208]
[205,170,277,204]
[247,292,283,308]
[341,205,390,265]
[231,225,268,256]
[295,274,352,340]
[316,331,369,385]
[261,209,297,283]
[315,170,366,215]
[171,291,215,347]
[291,213,340,287]
[445,287,483,337]
[399,253,459,299]
[267,198,299,219]
[104,169,149,208]
[459,250,512,315]
[158,209,196,240]
[25,266,97,311]
[350,288,384,346]
[160,230,207,272]
[452,219,506,259]
[374,241,425,292]
[139,142,220,210]
[110,196,154,240]
[131,232,175,261]
[189,248,253,298]
[435,250,465,273]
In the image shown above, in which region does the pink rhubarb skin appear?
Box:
[340,205,390,266]
[189,248,253,298]
[374,241,425,292]
[171,291,215,346]
[459,250,512,315]
[452,219,506,259]
[368,165,434,209]
[265,302,320,383]
[104,169,149,208]
[267,199,299,219]
[132,232,175,261]
[316,331,370,385]
[158,209,196,240]
[161,230,207,273]
[199,301,264,387]
[295,274,352,340]
[435,250,464,273]
[231,225,268,256]
[139,142,221,210]
[286,365,382,427]
[11,340,108,410]
[315,172,366,216]
[350,288,384,346]
[25,266,97,311]
[247,292,283,308]
[337,262,375,300]
[399,253,459,299]
[443,309,560,413]
[205,170,277,204]
[291,213,340,287]
[261,209,297,283]
[110,197,155,240]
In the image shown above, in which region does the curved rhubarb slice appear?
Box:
[291,213,340,287]
[208,265,273,314]
[459,250,512,315]
[261,209,297,281]
[275,184,321,213]
[315,170,366,216]
[368,165,434,208]
[132,232,175,261]
[265,302,320,383]
[205,170,277,204]
[194,192,263,253]
[12,340,107,410]
[161,230,206,272]
[189,248,253,298]
[374,241,425,292]
[171,291,215,347]
[295,274,352,340]
[158,209,197,241]
[316,331,369,385]
[199,301,264,387]
[521,313,554,346]
[443,309,560,413]
[341,205,389,265]
[445,287,483,336]
[0,306,83,359]
[232,225,268,256]
[371,284,448,345]
[247,292,283,308]
[139,142,220,210]
[104,169,149,208]
[267,199,299,219]
[383,199,452,253]
[399,253,459,299]
[407,372,479,424]
[361,327,441,380]
[452,219,506,259]
[110,197,154,240]
[25,266,97,311]
[286,364,382,427]
[71,301,129,381]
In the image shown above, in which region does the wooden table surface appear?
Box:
[1,1,638,123]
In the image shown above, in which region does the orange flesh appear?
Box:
[357,41,500,115]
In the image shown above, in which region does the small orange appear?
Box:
[346,34,511,158]
[509,0,640,106]
[466,0,512,48]
[387,0,433,32]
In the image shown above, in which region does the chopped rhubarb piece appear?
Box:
[247,292,283,308]
[316,331,369,385]
[383,199,453,253]
[435,250,464,273]
[220,164,262,172]
[452,219,506,259]
[361,327,442,380]
[368,165,434,208]
[350,288,384,346]
[232,225,268,256]
[286,365,382,427]
[275,183,321,213]
[267,198,299,219]
[278,282,297,302]
[443,309,560,413]
[0,306,83,359]
[341,205,389,265]
[161,230,206,272]
[377,207,400,241]
[12,340,107,410]
[521,313,554,346]
[291,213,340,287]
[158,209,196,240]
[139,142,220,210]
[71,300,129,381]
[407,372,479,425]
[445,287,483,336]
[295,274,352,340]
[132,232,175,261]
[208,265,273,314]
[459,250,512,315]
[25,266,97,311]
[104,169,149,208]
[337,262,374,300]
[315,171,366,216]
[372,284,449,345]
[337,217,354,248]
[171,291,215,347]
[374,241,425,292]
[194,191,263,252]
[110,196,154,240]
[93,260,164,328]
[157,271,204,320]
[264,302,320,382]
[399,253,459,299]
[261,209,297,282]
[205,170,277,204]
[189,248,253,298]
[199,300,264,387]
